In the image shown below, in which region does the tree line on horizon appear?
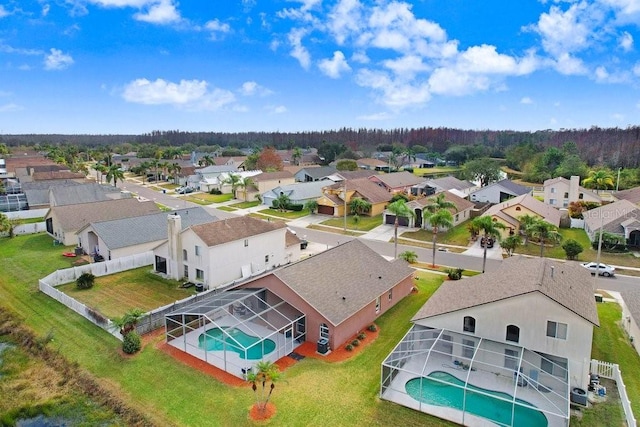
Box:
[2,125,640,168]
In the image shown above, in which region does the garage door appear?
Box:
[386,214,409,226]
[318,205,334,215]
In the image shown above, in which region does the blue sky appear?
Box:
[2,0,640,134]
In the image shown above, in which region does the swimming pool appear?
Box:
[405,371,548,427]
[198,327,276,360]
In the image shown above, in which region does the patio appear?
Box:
[381,325,570,427]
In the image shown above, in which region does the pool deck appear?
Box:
[167,315,302,379]
[382,352,569,427]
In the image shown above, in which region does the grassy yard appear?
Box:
[412,167,462,177]
[412,263,481,277]
[179,193,233,204]
[401,220,472,247]
[56,267,192,319]
[228,200,261,209]
[0,233,457,426]
[320,214,383,232]
[254,208,310,219]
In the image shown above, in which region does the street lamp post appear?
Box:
[616,167,622,192]
[343,182,347,232]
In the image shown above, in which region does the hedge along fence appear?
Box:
[38,252,155,341]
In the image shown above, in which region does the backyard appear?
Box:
[0,233,638,426]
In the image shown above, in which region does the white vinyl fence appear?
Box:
[590,359,636,426]
[38,252,155,341]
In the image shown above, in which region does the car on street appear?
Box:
[581,262,616,277]
[480,236,494,248]
[176,187,194,194]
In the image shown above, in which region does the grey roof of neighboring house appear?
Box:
[471,179,531,197]
[483,193,562,226]
[49,183,124,206]
[23,180,86,206]
[412,256,599,326]
[297,166,337,180]
[24,189,51,206]
[263,180,328,201]
[371,171,424,188]
[196,165,238,174]
[274,239,413,326]
[621,290,640,328]
[409,190,474,213]
[427,176,476,192]
[190,216,286,247]
[583,199,640,235]
[84,207,216,250]
[48,198,161,232]
[615,186,640,205]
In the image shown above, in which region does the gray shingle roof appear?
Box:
[264,180,328,200]
[274,239,414,326]
[621,290,640,329]
[190,216,286,246]
[50,183,124,206]
[428,176,476,192]
[371,171,424,188]
[49,198,161,232]
[412,256,599,326]
[583,199,640,235]
[86,208,216,250]
[615,186,640,204]
[299,166,337,179]
[493,179,533,196]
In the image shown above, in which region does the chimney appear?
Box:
[550,265,555,279]
[569,176,580,202]
[167,214,182,280]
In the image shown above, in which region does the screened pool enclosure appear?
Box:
[165,288,305,378]
[380,325,570,427]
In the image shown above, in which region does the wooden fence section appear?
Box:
[590,359,636,426]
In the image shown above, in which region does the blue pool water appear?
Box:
[405,371,548,427]
[198,327,275,360]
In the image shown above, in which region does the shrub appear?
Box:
[357,332,366,340]
[209,189,222,195]
[446,267,464,280]
[122,331,142,354]
[399,250,418,264]
[76,272,95,290]
[367,324,377,332]
[351,339,360,347]
[287,203,304,211]
[562,239,584,260]
[345,344,354,351]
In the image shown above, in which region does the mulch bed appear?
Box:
[148,324,380,387]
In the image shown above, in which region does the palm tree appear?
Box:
[105,164,124,188]
[527,218,562,258]
[94,162,108,184]
[273,192,291,211]
[291,147,303,166]
[501,235,523,257]
[237,176,254,201]
[387,199,415,259]
[348,198,372,215]
[0,213,12,236]
[471,216,507,273]
[199,154,214,167]
[223,173,242,198]
[582,169,614,193]
[111,308,145,336]
[304,200,318,214]
[423,193,457,267]
[169,162,182,185]
[246,360,281,414]
[518,214,539,245]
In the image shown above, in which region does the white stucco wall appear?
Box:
[469,185,506,204]
[621,303,640,358]
[414,292,594,388]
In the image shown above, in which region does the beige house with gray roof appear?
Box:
[154,215,299,290]
[482,193,562,238]
[583,199,640,247]
[412,256,599,389]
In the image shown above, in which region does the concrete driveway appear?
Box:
[462,238,504,260]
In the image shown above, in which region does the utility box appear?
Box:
[317,338,329,355]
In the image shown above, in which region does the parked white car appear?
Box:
[581,262,615,277]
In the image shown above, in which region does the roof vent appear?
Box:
[551,266,555,278]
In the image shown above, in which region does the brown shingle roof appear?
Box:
[190,216,286,247]
[483,193,562,226]
[32,171,86,180]
[49,198,160,232]
[621,290,640,329]
[412,256,599,326]
[615,186,640,205]
[327,178,392,204]
[412,190,474,213]
[253,171,294,181]
[370,171,424,189]
[274,239,413,326]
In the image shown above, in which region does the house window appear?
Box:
[463,316,476,333]
[551,187,556,193]
[549,199,556,205]
[375,296,381,313]
[320,323,329,340]
[563,201,569,207]
[540,354,568,378]
[265,255,269,263]
[244,239,249,247]
[455,214,459,222]
[183,249,187,261]
[195,245,201,256]
[183,265,188,279]
[196,269,204,281]
[515,206,521,211]
[462,339,475,359]
[579,193,584,199]
[506,325,520,343]
[388,289,393,301]
[564,192,569,198]
[546,321,567,339]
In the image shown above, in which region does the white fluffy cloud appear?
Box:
[44,48,74,70]
[318,51,351,78]
[205,19,231,38]
[239,81,273,96]
[0,5,9,18]
[520,97,533,105]
[619,31,634,51]
[288,28,311,69]
[89,0,181,24]
[122,78,235,110]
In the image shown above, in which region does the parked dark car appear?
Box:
[480,236,494,248]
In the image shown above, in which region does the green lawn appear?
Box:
[56,267,192,319]
[412,167,462,177]
[179,193,233,204]
[401,220,472,247]
[254,208,310,219]
[321,214,383,231]
[228,200,260,209]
